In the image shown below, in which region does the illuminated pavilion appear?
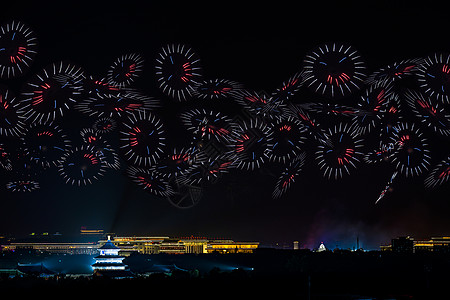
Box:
[92,236,128,273]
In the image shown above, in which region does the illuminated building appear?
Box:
[98,236,169,256]
[381,236,450,253]
[415,237,450,253]
[99,236,259,255]
[80,227,104,236]
[180,236,208,254]
[293,241,299,250]
[92,236,127,271]
[205,240,259,254]
[159,239,186,254]
[317,242,326,252]
[380,244,392,252]
[2,235,259,255]
[1,242,98,254]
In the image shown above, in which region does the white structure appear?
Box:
[317,242,327,252]
[92,236,127,271]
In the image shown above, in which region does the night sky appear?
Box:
[1,2,450,250]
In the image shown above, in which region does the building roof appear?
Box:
[94,255,124,260]
[98,240,120,250]
[17,263,54,275]
[92,262,127,267]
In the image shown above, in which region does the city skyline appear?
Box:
[1,3,450,253]
[6,228,450,252]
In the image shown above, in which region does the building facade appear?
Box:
[99,236,259,255]
[205,241,259,254]
[381,236,450,253]
[1,235,259,255]
[2,242,98,255]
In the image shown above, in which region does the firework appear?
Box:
[155,44,202,101]
[21,61,85,123]
[92,117,117,133]
[272,152,306,199]
[22,120,71,168]
[58,145,107,186]
[153,147,206,179]
[119,110,166,167]
[0,136,29,174]
[6,180,40,192]
[389,122,431,177]
[230,118,273,171]
[377,92,402,137]
[365,58,423,85]
[0,20,38,78]
[107,53,144,87]
[80,128,104,146]
[181,153,234,185]
[232,89,270,113]
[424,156,450,188]
[271,72,304,101]
[268,116,307,164]
[363,141,396,164]
[191,78,243,100]
[0,142,13,171]
[80,128,120,169]
[180,108,235,143]
[75,90,158,118]
[375,171,398,204]
[404,89,450,136]
[417,53,450,104]
[303,43,366,98]
[286,103,329,145]
[300,102,359,116]
[0,86,27,136]
[257,97,291,120]
[126,165,174,197]
[83,75,120,96]
[232,89,291,120]
[352,81,396,135]
[315,123,364,180]
[94,143,120,170]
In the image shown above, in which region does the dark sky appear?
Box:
[1,2,450,250]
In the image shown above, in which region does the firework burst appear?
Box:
[303,43,366,98]
[155,44,202,101]
[0,20,38,78]
[315,123,364,180]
